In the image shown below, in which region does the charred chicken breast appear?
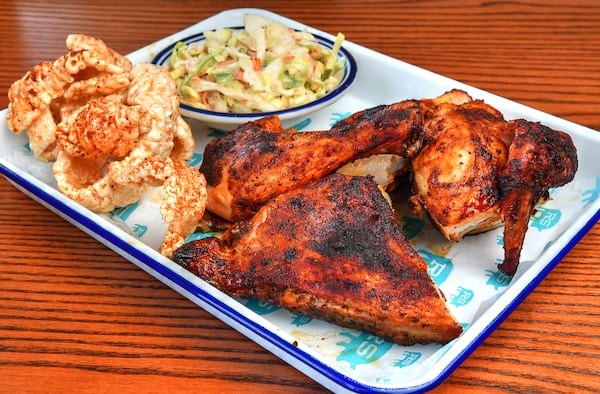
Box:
[409,90,510,241]
[173,173,462,345]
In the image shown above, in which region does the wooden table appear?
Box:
[1,1,599,392]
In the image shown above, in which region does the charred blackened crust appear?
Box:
[173,173,462,345]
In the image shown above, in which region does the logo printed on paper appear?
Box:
[375,371,393,385]
[185,231,217,243]
[290,118,312,131]
[109,202,139,222]
[336,332,393,369]
[582,177,600,207]
[291,313,313,327]
[242,298,280,315]
[496,234,504,246]
[132,224,148,237]
[401,216,425,239]
[108,203,147,238]
[187,152,203,167]
[449,286,474,307]
[419,249,453,286]
[531,206,561,231]
[329,112,352,126]
[485,267,512,290]
[394,351,422,368]
[207,129,226,138]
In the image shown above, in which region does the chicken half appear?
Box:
[200,100,423,222]
[173,173,463,345]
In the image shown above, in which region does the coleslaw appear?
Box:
[166,14,346,113]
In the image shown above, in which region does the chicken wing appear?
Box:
[498,119,578,276]
[173,173,462,345]
[200,100,423,222]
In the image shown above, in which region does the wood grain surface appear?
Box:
[1,1,599,393]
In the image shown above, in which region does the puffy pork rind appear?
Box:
[7,34,132,161]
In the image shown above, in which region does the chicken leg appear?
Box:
[200,100,423,222]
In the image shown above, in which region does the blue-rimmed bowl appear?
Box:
[151,29,357,131]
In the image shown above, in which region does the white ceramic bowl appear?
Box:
[151,29,357,131]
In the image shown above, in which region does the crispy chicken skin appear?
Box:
[409,91,510,241]
[499,119,578,276]
[200,100,423,222]
[173,173,462,345]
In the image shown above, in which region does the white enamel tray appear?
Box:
[1,8,599,394]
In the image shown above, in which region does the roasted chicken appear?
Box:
[172,88,577,348]
[196,89,577,282]
[200,100,423,222]
[409,90,578,276]
[498,119,578,276]
[173,173,463,345]
[408,90,510,241]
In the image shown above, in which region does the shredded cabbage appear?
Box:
[167,14,346,113]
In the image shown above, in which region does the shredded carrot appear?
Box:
[216,59,236,69]
[281,54,295,62]
[306,55,319,80]
[234,69,246,82]
[252,57,261,72]
[199,91,211,110]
